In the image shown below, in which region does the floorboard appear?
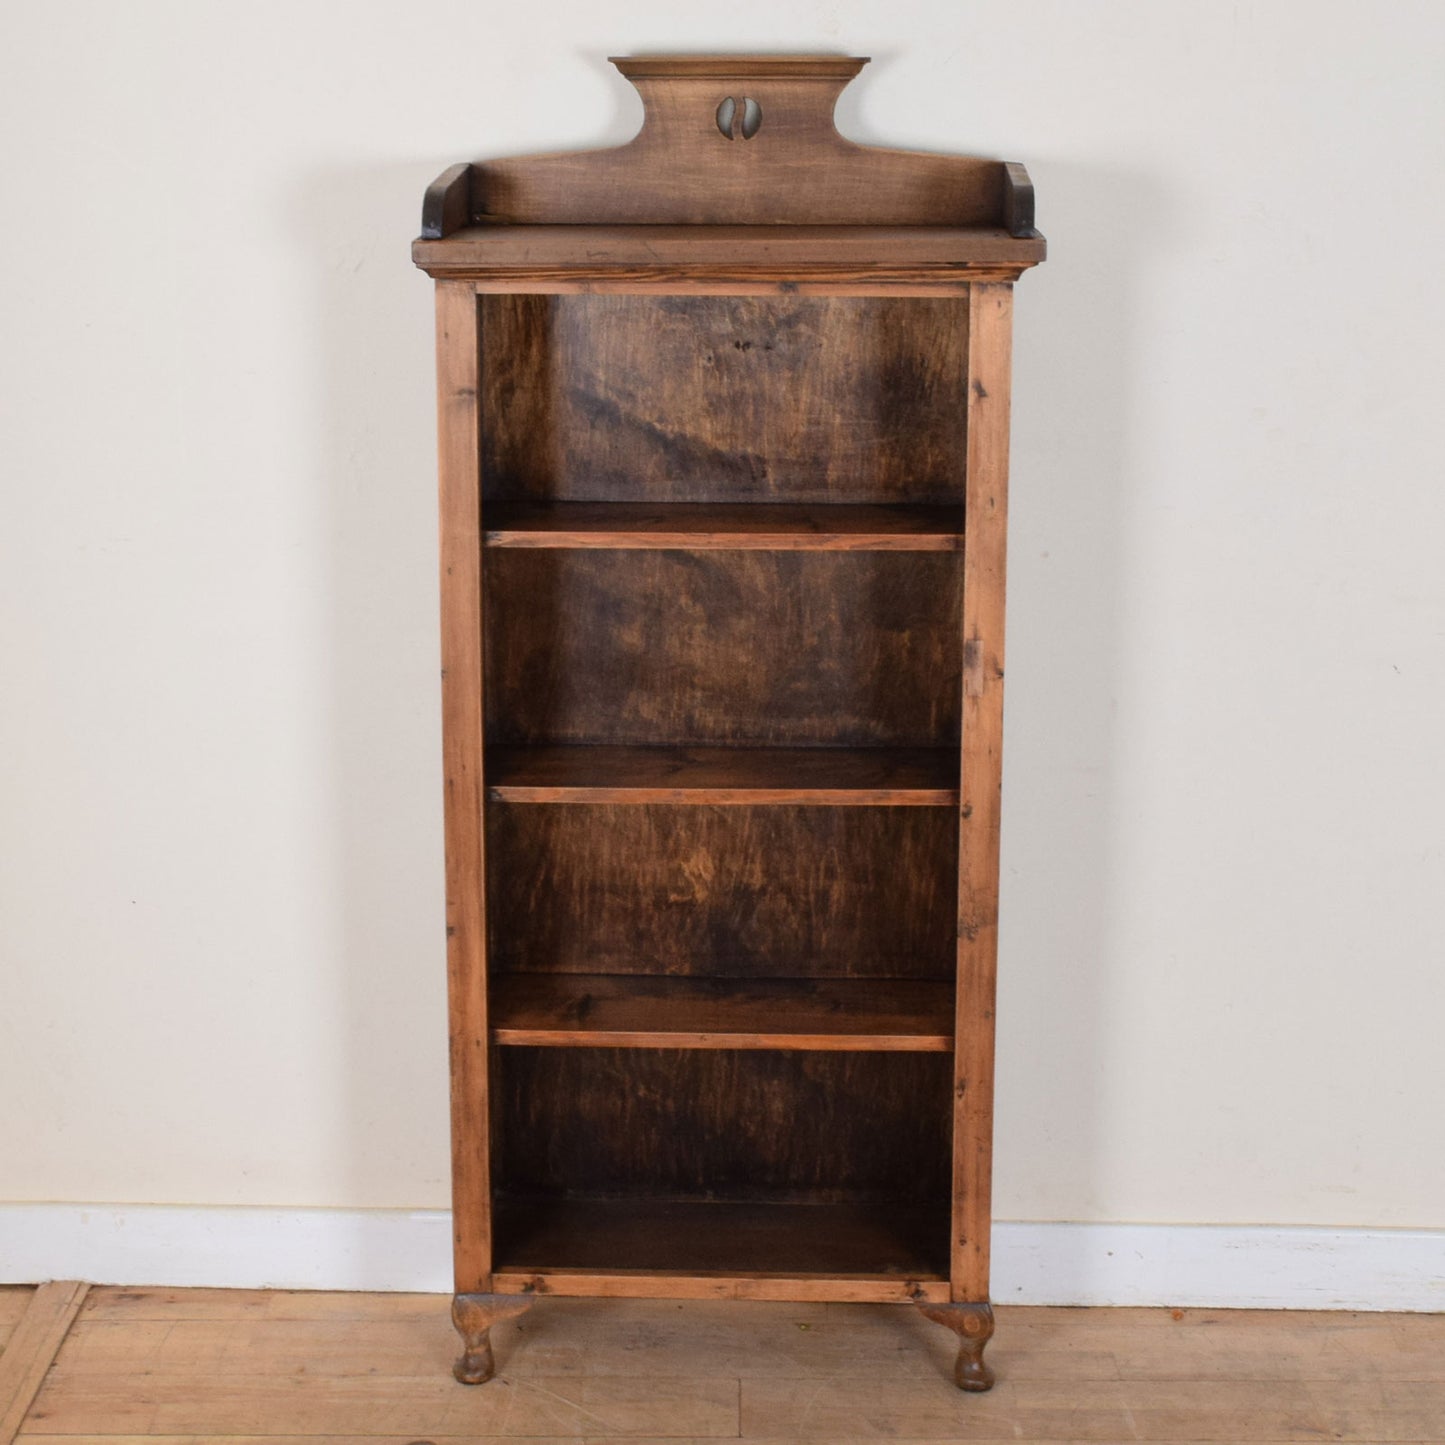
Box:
[10,1287,1445,1441]
[1,1283,88,1445]
[0,1291,35,1354]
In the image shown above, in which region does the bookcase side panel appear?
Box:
[952,284,1013,1303]
[436,280,494,1294]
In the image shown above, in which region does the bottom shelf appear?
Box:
[491,1197,950,1303]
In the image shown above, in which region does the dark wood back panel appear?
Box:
[486,803,956,979]
[454,57,1009,229]
[482,550,962,747]
[495,1047,952,1207]
[479,294,969,504]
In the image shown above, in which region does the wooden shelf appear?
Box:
[486,745,959,806]
[491,1197,950,1302]
[491,974,954,1051]
[482,501,965,551]
[414,224,1045,288]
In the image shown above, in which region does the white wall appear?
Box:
[2,1,1442,1236]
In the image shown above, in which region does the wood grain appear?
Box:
[482,500,965,551]
[451,1293,532,1385]
[492,1199,948,1289]
[1002,162,1039,239]
[0,1289,32,1352]
[490,1272,952,1305]
[616,54,868,77]
[478,294,970,506]
[416,57,1032,230]
[25,1290,1445,1441]
[495,1048,951,1206]
[414,225,1044,285]
[22,1371,738,1437]
[482,551,963,748]
[434,281,493,1296]
[916,1299,995,1391]
[419,161,471,239]
[486,744,957,806]
[415,54,1044,1376]
[490,973,954,1051]
[0,1280,87,1444]
[486,803,957,979]
[75,1289,447,1322]
[462,269,1029,295]
[418,223,1043,268]
[951,284,1013,1303]
[739,1374,1338,1440]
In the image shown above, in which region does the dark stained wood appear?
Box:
[486,803,957,979]
[433,283,493,1299]
[421,223,1042,268]
[952,284,1013,1303]
[482,500,965,551]
[425,57,1030,229]
[420,162,473,240]
[449,1293,530,1385]
[617,54,869,78]
[419,51,1039,1377]
[486,744,957,806]
[495,1048,952,1205]
[414,223,1044,284]
[463,268,1027,296]
[917,1300,997,1391]
[489,973,955,1051]
[492,1198,949,1284]
[479,294,970,505]
[483,550,962,748]
[1002,162,1039,239]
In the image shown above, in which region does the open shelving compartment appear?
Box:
[478,289,968,1300]
[415,51,1043,1390]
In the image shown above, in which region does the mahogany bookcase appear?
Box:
[412,54,1044,1391]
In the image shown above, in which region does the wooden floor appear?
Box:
[2,1283,1443,1442]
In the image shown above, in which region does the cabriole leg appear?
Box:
[917,1300,996,1391]
[451,1292,531,1385]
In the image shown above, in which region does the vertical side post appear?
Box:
[435,281,491,1297]
[951,282,1014,1303]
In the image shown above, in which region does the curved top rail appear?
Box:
[420,56,1039,233]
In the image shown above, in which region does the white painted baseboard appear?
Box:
[1,1205,1441,1310]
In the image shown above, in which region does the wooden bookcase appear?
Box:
[412,54,1044,1392]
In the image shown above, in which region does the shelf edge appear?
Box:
[491,1027,954,1051]
[483,531,964,552]
[491,1269,950,1303]
[488,785,959,806]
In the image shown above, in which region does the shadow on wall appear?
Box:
[994,160,1175,1264]
[293,158,454,1288]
